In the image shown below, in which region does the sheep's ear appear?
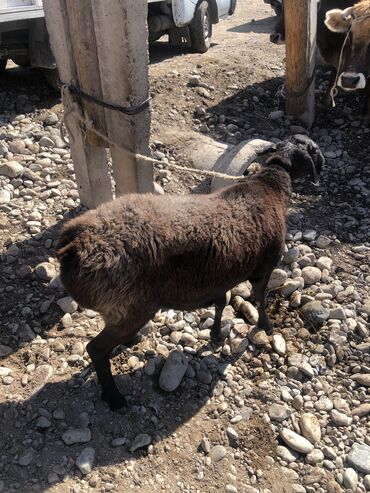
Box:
[325,8,352,32]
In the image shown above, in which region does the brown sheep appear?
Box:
[56,134,324,410]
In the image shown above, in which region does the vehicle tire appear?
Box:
[189,1,212,54]
[0,58,8,73]
[41,68,62,92]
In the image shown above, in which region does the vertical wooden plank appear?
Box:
[64,0,107,147]
[43,0,113,208]
[91,0,154,195]
[285,0,317,128]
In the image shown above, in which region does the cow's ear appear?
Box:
[325,8,352,32]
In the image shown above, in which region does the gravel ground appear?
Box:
[0,1,369,492]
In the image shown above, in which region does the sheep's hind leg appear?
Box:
[86,314,150,411]
[250,274,273,334]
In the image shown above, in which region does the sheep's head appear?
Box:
[265,135,325,185]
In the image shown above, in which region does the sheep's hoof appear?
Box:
[211,336,224,349]
[102,390,127,411]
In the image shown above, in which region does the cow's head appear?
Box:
[325,1,370,91]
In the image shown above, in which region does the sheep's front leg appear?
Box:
[250,274,273,334]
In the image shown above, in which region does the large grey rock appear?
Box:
[18,449,34,467]
[62,428,91,445]
[43,112,59,126]
[9,139,27,154]
[209,445,227,462]
[299,413,321,444]
[267,269,288,289]
[352,403,370,417]
[302,229,317,242]
[306,449,324,465]
[276,445,300,463]
[343,468,358,490]
[361,299,370,316]
[129,433,151,452]
[288,353,314,377]
[0,367,12,377]
[272,334,286,355]
[315,397,334,412]
[329,307,346,320]
[301,301,329,328]
[316,256,333,271]
[35,262,57,281]
[0,190,11,204]
[0,345,13,357]
[347,443,370,474]
[233,297,258,324]
[268,403,291,422]
[331,409,352,426]
[352,373,370,387]
[315,235,331,248]
[159,350,188,392]
[76,447,95,475]
[39,136,55,147]
[280,429,314,454]
[283,247,299,264]
[57,296,78,314]
[247,327,269,346]
[0,161,24,178]
[279,280,301,297]
[301,267,321,286]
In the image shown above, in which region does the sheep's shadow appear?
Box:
[227,16,276,34]
[0,347,259,492]
[149,39,218,65]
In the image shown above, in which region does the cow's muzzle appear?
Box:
[338,72,367,91]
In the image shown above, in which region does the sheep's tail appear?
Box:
[56,223,83,260]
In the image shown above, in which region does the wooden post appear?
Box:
[43,0,153,206]
[43,0,113,208]
[91,0,154,195]
[285,0,317,128]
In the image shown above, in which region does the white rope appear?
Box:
[60,84,248,183]
[329,25,352,108]
[328,13,370,107]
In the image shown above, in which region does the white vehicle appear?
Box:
[0,0,57,85]
[0,0,236,84]
[148,0,236,53]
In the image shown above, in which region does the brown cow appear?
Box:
[270,0,370,118]
[325,0,370,93]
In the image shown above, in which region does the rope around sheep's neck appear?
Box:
[60,84,248,183]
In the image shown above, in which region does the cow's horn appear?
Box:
[341,7,353,20]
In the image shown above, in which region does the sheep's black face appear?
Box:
[266,135,325,184]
